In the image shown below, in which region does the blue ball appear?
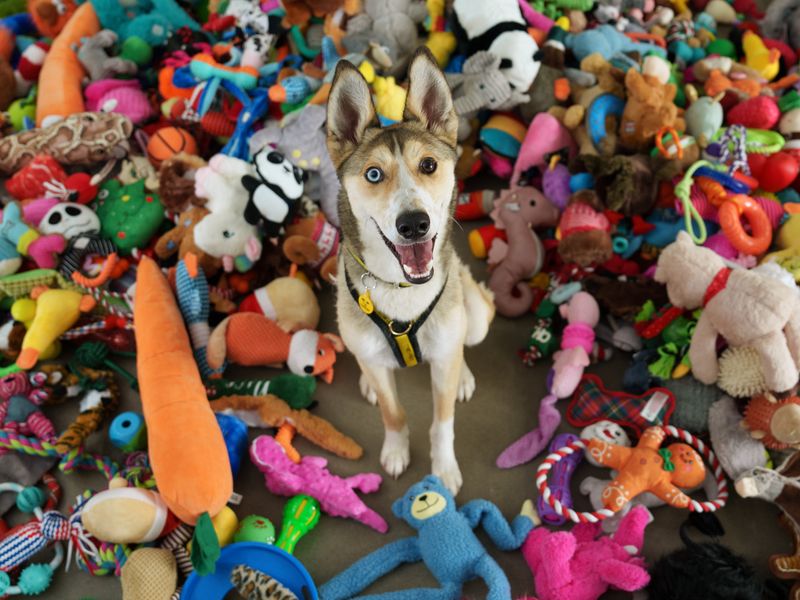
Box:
[216,413,249,477]
[18,563,53,595]
[569,173,594,192]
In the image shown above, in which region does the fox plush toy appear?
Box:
[207,312,344,382]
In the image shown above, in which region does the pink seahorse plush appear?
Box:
[522,505,652,600]
[250,435,388,532]
[550,291,600,399]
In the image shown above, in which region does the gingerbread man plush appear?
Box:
[586,426,705,512]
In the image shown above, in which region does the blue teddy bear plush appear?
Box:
[319,475,535,600]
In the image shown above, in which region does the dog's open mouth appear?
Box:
[379,228,436,284]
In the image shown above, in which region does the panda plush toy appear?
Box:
[241,149,307,237]
[453,0,541,92]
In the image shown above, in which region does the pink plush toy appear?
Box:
[0,373,57,458]
[522,505,652,600]
[511,113,577,188]
[250,434,388,532]
[487,187,560,317]
[550,291,600,398]
[85,79,153,124]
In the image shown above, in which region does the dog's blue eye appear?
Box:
[420,157,437,174]
[365,167,384,184]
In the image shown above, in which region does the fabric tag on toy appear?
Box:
[566,374,675,435]
[641,391,670,423]
[229,492,243,505]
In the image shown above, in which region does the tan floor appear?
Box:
[29,230,792,599]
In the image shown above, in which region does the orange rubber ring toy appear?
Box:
[718,195,772,256]
[656,127,684,160]
[71,253,119,288]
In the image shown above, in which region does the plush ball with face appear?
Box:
[39,202,101,240]
[582,420,631,466]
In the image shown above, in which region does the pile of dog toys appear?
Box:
[0,0,799,597]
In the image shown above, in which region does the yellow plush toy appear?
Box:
[373,75,407,124]
[10,298,60,361]
[16,286,96,369]
[764,212,800,281]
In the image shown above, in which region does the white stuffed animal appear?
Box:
[194,154,262,272]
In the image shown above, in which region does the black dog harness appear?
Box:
[344,258,446,368]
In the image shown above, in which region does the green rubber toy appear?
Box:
[276,495,320,554]
[233,515,276,545]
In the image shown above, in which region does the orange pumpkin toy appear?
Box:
[586,426,706,512]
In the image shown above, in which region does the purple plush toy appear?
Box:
[537,433,582,526]
[250,435,388,532]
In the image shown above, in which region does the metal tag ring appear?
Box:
[360,272,378,291]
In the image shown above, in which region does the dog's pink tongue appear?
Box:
[395,240,434,276]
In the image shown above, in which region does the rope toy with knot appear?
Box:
[72,342,137,390]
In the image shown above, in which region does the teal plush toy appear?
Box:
[319,475,535,600]
[95,179,165,256]
[89,0,200,46]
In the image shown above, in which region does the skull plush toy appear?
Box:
[38,202,101,240]
[23,198,115,280]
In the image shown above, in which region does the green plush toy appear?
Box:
[95,179,165,256]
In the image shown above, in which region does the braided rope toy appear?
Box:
[0,430,119,479]
[535,425,728,524]
[0,483,68,597]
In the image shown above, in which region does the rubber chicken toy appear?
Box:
[16,286,96,369]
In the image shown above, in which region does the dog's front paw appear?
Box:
[457,363,476,403]
[381,428,410,478]
[359,373,378,405]
[432,457,463,495]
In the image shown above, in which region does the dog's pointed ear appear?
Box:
[327,60,378,169]
[403,47,458,148]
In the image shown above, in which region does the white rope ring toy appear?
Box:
[535,425,728,523]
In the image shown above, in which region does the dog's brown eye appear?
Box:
[420,157,437,174]
[365,167,384,184]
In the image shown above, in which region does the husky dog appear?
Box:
[326,48,495,494]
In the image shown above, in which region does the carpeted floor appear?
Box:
[25,230,792,599]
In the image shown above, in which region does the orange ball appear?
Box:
[146,127,197,167]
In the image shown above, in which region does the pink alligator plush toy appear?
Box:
[250,434,388,532]
[522,504,652,600]
[550,291,600,399]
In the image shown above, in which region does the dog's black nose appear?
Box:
[396,211,430,240]
[418,494,428,502]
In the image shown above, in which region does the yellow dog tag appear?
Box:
[358,289,374,314]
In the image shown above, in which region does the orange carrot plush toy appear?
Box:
[586,426,706,512]
[35,2,100,126]
[134,255,232,572]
